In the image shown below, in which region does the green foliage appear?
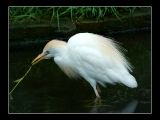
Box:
[9,7,137,30]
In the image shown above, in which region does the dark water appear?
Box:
[9,31,151,113]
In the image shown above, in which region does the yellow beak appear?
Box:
[32,53,46,65]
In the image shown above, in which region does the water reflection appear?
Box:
[117,100,138,113]
[89,99,138,113]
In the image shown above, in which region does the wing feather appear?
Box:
[68,33,133,72]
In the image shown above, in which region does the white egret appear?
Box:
[32,33,138,99]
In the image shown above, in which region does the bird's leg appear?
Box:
[93,85,101,104]
[96,84,101,93]
[93,85,100,99]
[88,80,101,104]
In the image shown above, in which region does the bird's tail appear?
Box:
[120,74,138,88]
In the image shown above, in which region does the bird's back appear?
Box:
[68,33,132,71]
[67,33,137,88]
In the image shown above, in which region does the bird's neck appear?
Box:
[52,46,67,58]
[53,47,78,78]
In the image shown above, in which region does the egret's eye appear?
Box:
[46,50,50,54]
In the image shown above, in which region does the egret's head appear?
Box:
[32,40,67,65]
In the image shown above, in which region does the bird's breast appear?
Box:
[54,55,79,79]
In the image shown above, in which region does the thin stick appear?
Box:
[9,65,33,95]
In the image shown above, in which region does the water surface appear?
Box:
[9,31,151,113]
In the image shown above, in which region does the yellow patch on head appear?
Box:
[43,40,67,51]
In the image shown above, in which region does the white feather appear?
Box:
[67,33,137,88]
[39,32,138,98]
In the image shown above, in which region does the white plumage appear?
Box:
[32,33,138,98]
